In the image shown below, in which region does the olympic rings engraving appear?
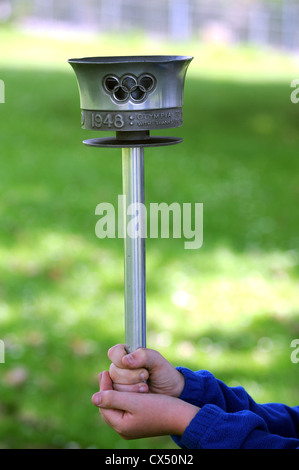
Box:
[103,73,156,104]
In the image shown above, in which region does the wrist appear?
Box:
[174,401,200,436]
[173,370,185,397]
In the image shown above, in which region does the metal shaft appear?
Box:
[122,147,146,353]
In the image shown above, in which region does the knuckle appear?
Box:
[107,345,115,359]
[109,363,117,379]
[108,344,127,365]
[107,344,119,359]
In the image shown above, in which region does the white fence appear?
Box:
[5,0,299,50]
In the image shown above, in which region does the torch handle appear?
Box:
[122,147,146,353]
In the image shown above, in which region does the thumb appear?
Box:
[92,371,113,406]
[122,348,164,372]
[94,387,142,413]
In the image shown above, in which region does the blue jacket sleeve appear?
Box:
[172,404,299,449]
[176,367,299,439]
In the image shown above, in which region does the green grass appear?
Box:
[0,27,299,449]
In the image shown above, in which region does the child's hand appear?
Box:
[92,371,199,439]
[107,344,185,397]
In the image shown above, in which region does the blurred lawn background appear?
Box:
[0,24,299,449]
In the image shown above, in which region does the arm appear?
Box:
[172,404,299,449]
[106,345,299,442]
[178,367,299,439]
[93,374,299,449]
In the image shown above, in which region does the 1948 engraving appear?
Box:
[82,108,183,131]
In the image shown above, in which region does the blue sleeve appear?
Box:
[172,404,299,449]
[176,367,299,439]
